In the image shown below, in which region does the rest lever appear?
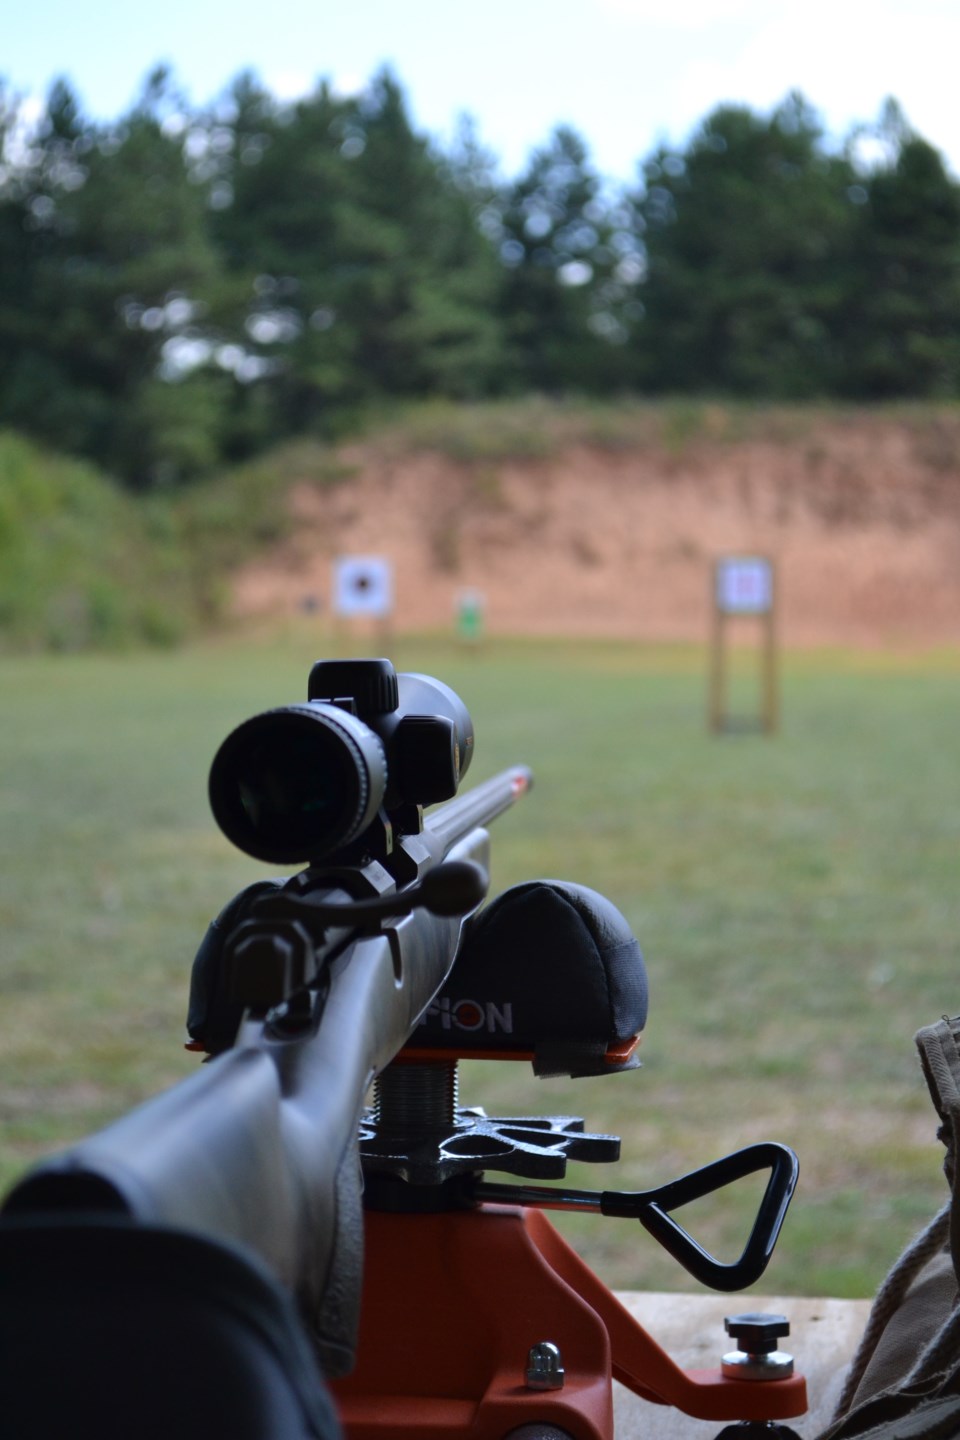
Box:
[472,1141,798,1292]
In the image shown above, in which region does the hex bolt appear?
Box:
[525,1341,565,1390]
[722,1313,794,1381]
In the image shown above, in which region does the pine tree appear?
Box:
[208,68,506,439]
[633,94,859,395]
[0,70,228,486]
[493,125,643,391]
[839,106,960,396]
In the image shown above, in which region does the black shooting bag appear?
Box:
[415,879,649,1076]
[0,1218,341,1440]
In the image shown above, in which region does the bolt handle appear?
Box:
[724,1313,791,1354]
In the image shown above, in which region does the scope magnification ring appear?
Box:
[209,703,388,864]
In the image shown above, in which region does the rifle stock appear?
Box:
[1,765,532,1379]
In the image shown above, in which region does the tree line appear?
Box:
[1,66,958,489]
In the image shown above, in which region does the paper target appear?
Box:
[333,556,394,618]
[716,557,773,615]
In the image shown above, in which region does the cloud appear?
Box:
[593,0,765,27]
[260,68,314,102]
[641,0,960,173]
[328,72,366,100]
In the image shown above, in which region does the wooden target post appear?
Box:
[709,556,779,734]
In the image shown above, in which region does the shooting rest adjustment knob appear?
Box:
[722,1313,794,1380]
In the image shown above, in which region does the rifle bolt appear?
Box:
[525,1341,565,1390]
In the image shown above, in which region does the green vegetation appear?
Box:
[0,428,355,650]
[2,634,958,1301]
[373,394,960,461]
[2,68,959,488]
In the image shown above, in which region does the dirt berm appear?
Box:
[232,410,960,649]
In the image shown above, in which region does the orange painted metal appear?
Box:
[331,1204,807,1440]
[394,1035,642,1067]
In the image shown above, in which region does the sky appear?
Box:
[4,0,960,183]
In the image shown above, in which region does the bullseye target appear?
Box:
[333,557,393,619]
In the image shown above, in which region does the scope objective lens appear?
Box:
[209,704,387,863]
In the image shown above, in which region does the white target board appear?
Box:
[333,556,393,619]
[716,556,773,615]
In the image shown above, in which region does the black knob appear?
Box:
[724,1313,790,1354]
[308,658,399,714]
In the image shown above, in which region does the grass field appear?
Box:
[2,630,958,1301]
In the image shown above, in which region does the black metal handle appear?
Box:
[471,1141,798,1293]
[601,1141,799,1291]
[266,860,489,928]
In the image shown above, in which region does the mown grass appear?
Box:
[1,633,958,1302]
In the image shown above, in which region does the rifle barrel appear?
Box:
[425,765,532,850]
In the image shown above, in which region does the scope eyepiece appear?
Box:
[209,704,386,864]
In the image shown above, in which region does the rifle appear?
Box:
[0,658,807,1440]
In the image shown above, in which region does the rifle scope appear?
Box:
[208,659,474,865]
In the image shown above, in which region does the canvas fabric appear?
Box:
[820,1015,960,1439]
